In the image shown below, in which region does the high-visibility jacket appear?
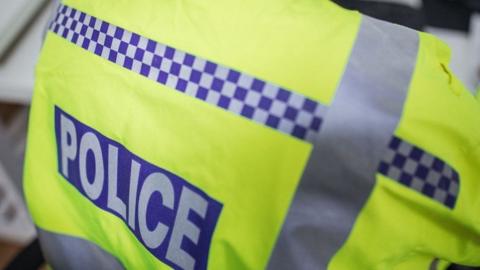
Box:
[24,0,480,269]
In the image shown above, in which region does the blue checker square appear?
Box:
[79,12,86,22]
[189,70,202,83]
[276,88,291,102]
[130,33,140,45]
[140,64,150,77]
[170,62,181,76]
[157,71,168,84]
[292,126,307,139]
[284,106,299,121]
[233,87,248,101]
[310,117,322,131]
[266,115,281,128]
[183,54,195,66]
[151,55,162,68]
[100,21,109,33]
[146,39,157,53]
[227,70,240,83]
[119,41,128,54]
[302,99,317,113]
[72,33,79,43]
[259,96,273,110]
[240,105,255,118]
[432,159,445,172]
[134,48,145,61]
[105,35,113,48]
[389,136,402,149]
[80,25,88,35]
[452,171,459,182]
[123,57,133,69]
[251,79,265,92]
[114,27,124,39]
[88,17,96,27]
[414,164,429,179]
[218,95,231,109]
[392,154,406,168]
[196,87,209,100]
[108,51,117,62]
[399,172,413,186]
[164,46,175,59]
[94,44,103,55]
[422,183,436,197]
[378,161,389,175]
[211,78,224,92]
[91,29,99,41]
[204,61,217,75]
[81,39,90,50]
[408,147,423,161]
[445,195,456,208]
[176,79,188,92]
[438,176,450,191]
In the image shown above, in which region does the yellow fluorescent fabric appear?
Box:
[62,0,360,106]
[329,32,480,268]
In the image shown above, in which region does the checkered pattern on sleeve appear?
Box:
[49,4,327,142]
[378,136,460,209]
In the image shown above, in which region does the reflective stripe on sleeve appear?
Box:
[49,4,327,142]
[378,136,460,208]
[267,16,419,269]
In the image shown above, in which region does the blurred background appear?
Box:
[0,0,478,269]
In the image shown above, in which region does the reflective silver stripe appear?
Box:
[267,16,419,269]
[38,228,125,270]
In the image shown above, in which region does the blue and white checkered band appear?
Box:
[49,4,327,142]
[378,136,460,209]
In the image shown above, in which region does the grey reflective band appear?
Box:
[268,16,419,269]
[378,136,460,208]
[38,228,125,270]
[49,4,327,142]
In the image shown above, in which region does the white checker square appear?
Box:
[289,93,305,109]
[245,91,261,107]
[206,91,221,105]
[278,119,295,134]
[166,76,179,89]
[270,100,287,117]
[159,59,172,73]
[214,66,229,80]
[229,99,243,114]
[178,66,193,81]
[126,45,136,58]
[147,68,160,81]
[137,37,149,50]
[199,74,214,89]
[173,51,186,64]
[111,39,121,51]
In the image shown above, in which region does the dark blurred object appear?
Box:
[333,0,425,30]
[458,0,480,11]
[4,239,44,270]
[450,265,480,270]
[333,0,479,32]
[423,0,472,32]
